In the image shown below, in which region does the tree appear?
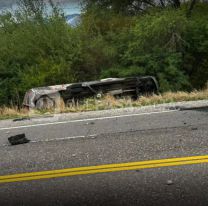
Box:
[18,0,45,17]
[83,0,198,15]
[0,0,80,106]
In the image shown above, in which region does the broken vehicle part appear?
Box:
[61,76,158,103]
[13,117,30,122]
[23,76,159,109]
[8,134,30,146]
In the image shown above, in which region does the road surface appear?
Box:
[0,105,208,206]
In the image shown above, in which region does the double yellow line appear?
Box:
[1,155,208,184]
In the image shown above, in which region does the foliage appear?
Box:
[99,4,208,91]
[0,2,81,105]
[83,0,196,15]
[0,0,208,106]
[183,4,208,89]
[111,8,191,92]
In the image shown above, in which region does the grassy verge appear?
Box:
[0,89,208,120]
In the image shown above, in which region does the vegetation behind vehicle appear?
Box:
[0,0,207,107]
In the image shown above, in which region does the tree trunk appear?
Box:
[187,0,197,16]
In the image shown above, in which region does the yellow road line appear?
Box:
[1,155,208,184]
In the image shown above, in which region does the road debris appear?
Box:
[13,117,30,122]
[166,180,174,185]
[8,134,30,146]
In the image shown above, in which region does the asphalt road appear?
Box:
[0,106,208,206]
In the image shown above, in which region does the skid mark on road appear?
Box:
[0,134,97,147]
[1,155,208,184]
[30,134,97,143]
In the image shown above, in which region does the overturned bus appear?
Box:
[23,76,159,109]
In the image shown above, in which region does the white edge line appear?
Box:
[0,110,177,131]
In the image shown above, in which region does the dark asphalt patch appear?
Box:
[179,106,208,112]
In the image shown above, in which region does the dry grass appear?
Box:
[59,89,208,113]
[0,89,208,120]
[0,106,29,120]
[138,89,208,106]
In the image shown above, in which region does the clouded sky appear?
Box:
[0,0,82,14]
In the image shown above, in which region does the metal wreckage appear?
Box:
[23,76,159,109]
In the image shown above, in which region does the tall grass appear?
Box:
[0,89,208,120]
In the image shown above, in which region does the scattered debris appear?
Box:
[168,106,180,110]
[166,180,174,185]
[8,134,30,146]
[86,121,95,125]
[191,127,198,130]
[13,117,30,122]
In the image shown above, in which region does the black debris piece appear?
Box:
[8,134,30,146]
[168,106,180,110]
[13,117,30,122]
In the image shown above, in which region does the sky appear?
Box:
[0,0,82,14]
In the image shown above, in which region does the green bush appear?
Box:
[0,1,208,106]
[100,4,208,92]
[0,8,81,105]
